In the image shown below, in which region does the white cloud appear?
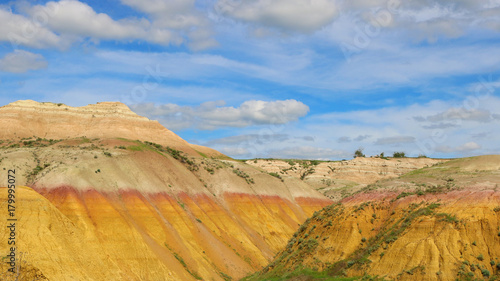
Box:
[341,0,500,42]
[215,0,338,33]
[301,95,500,158]
[218,147,250,157]
[374,136,416,145]
[120,0,196,20]
[436,141,482,153]
[28,0,181,45]
[416,108,500,123]
[206,133,289,145]
[458,141,482,151]
[120,0,217,50]
[0,8,67,49]
[268,146,350,160]
[130,99,309,130]
[213,0,500,42]
[0,0,215,50]
[0,50,48,73]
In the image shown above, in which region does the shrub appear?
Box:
[309,160,320,166]
[477,254,484,261]
[268,172,283,181]
[393,151,406,158]
[300,168,315,180]
[354,148,365,158]
[481,269,490,278]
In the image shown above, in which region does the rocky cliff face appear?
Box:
[0,101,332,280]
[248,156,500,281]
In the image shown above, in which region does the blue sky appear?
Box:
[1,0,499,159]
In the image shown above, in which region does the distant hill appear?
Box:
[246,157,446,200]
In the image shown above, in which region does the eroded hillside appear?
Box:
[0,100,223,158]
[0,101,332,281]
[246,157,446,200]
[0,137,332,281]
[246,156,500,281]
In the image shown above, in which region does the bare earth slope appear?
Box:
[247,155,500,281]
[0,101,332,281]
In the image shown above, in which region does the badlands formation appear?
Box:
[246,157,445,200]
[1,100,497,281]
[0,101,331,281]
[249,156,500,281]
[0,100,221,158]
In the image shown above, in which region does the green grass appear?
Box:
[242,266,380,281]
[127,144,149,151]
[233,168,254,184]
[195,150,208,158]
[80,137,91,143]
[435,213,459,224]
[164,243,202,280]
[268,172,283,181]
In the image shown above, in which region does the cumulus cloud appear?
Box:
[374,136,416,145]
[268,146,350,160]
[213,0,500,41]
[215,0,338,33]
[130,99,309,130]
[28,0,181,45]
[435,141,481,153]
[0,50,48,73]
[0,8,67,49]
[120,0,217,50]
[0,0,214,50]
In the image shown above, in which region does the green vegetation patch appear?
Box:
[233,168,255,184]
[164,243,202,280]
[242,266,382,281]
